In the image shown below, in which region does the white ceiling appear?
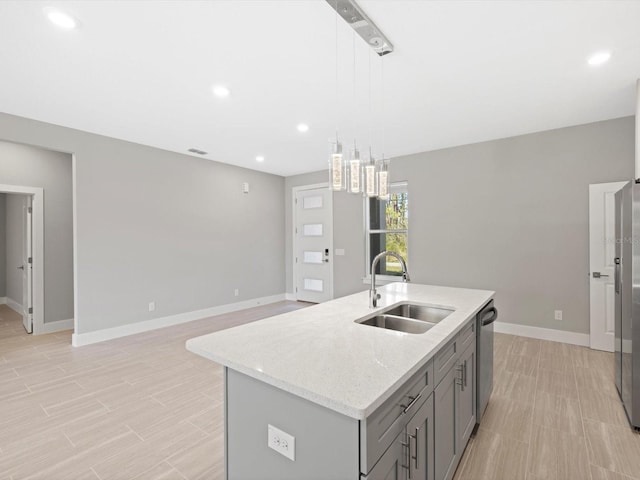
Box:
[0,1,639,176]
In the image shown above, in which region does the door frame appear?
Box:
[0,184,44,334]
[291,183,334,302]
[589,180,628,351]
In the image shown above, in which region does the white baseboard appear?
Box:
[285,293,296,301]
[0,297,6,305]
[6,297,22,315]
[38,318,74,335]
[72,293,287,347]
[494,321,589,347]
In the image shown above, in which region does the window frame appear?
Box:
[364,181,409,283]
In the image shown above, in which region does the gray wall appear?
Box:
[0,142,73,323]
[0,112,285,335]
[0,193,5,297]
[5,194,24,306]
[286,117,635,335]
[284,171,365,300]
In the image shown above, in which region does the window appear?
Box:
[365,182,408,278]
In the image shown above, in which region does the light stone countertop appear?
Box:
[186,283,494,420]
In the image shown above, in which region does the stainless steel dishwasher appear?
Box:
[476,300,498,424]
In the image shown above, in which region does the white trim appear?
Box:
[72,293,287,347]
[285,293,297,301]
[5,297,23,315]
[494,321,589,347]
[0,184,45,335]
[39,318,74,334]
[0,297,6,305]
[72,154,79,337]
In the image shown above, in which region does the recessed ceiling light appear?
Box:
[587,51,611,66]
[212,85,231,98]
[297,123,309,133]
[45,8,77,29]
[256,156,265,162]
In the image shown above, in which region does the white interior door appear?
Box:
[22,196,33,333]
[294,186,333,303]
[589,181,627,351]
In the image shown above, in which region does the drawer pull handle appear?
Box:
[401,393,422,415]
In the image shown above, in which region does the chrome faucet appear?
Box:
[370,250,410,308]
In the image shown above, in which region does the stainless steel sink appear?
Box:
[358,314,435,334]
[381,303,454,324]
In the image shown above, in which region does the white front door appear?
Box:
[589,181,627,351]
[22,196,33,334]
[294,186,333,303]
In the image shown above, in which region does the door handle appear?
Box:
[615,258,621,294]
[592,272,609,278]
[401,435,411,478]
[456,364,464,390]
[17,265,24,270]
[414,427,420,469]
[463,359,468,388]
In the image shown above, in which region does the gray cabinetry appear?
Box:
[457,342,476,450]
[223,317,479,480]
[362,432,406,480]
[434,319,476,480]
[365,393,434,480]
[405,392,434,480]
[361,361,434,474]
[434,363,458,480]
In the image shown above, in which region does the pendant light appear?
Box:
[364,148,378,197]
[327,0,392,200]
[348,142,361,193]
[376,54,390,200]
[329,1,346,191]
[377,159,389,200]
[330,138,346,191]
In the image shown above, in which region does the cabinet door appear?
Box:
[362,432,407,480]
[406,393,434,480]
[457,343,476,450]
[434,365,459,480]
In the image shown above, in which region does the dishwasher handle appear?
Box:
[480,307,498,326]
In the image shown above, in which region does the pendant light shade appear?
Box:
[364,151,378,197]
[329,140,346,191]
[348,144,361,193]
[377,159,390,200]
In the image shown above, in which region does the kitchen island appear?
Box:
[186,283,494,480]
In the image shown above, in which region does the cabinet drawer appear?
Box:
[458,319,475,351]
[434,338,458,386]
[360,360,434,475]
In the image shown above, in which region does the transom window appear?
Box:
[365,182,408,278]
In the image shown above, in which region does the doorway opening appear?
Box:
[0,186,43,333]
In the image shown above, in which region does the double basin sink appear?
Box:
[356,302,454,334]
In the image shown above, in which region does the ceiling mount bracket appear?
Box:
[326,0,394,56]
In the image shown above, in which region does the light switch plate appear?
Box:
[335,248,345,256]
[268,424,295,461]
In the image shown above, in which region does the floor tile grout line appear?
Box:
[524,341,541,480]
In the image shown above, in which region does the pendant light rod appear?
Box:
[326,0,394,56]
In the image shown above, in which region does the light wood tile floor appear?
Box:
[454,333,640,480]
[2,303,640,479]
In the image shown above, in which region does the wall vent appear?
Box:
[188,148,208,155]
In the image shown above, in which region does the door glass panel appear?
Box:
[303,251,323,264]
[304,278,324,292]
[303,224,323,236]
[303,195,323,209]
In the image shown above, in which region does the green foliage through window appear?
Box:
[367,187,408,276]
